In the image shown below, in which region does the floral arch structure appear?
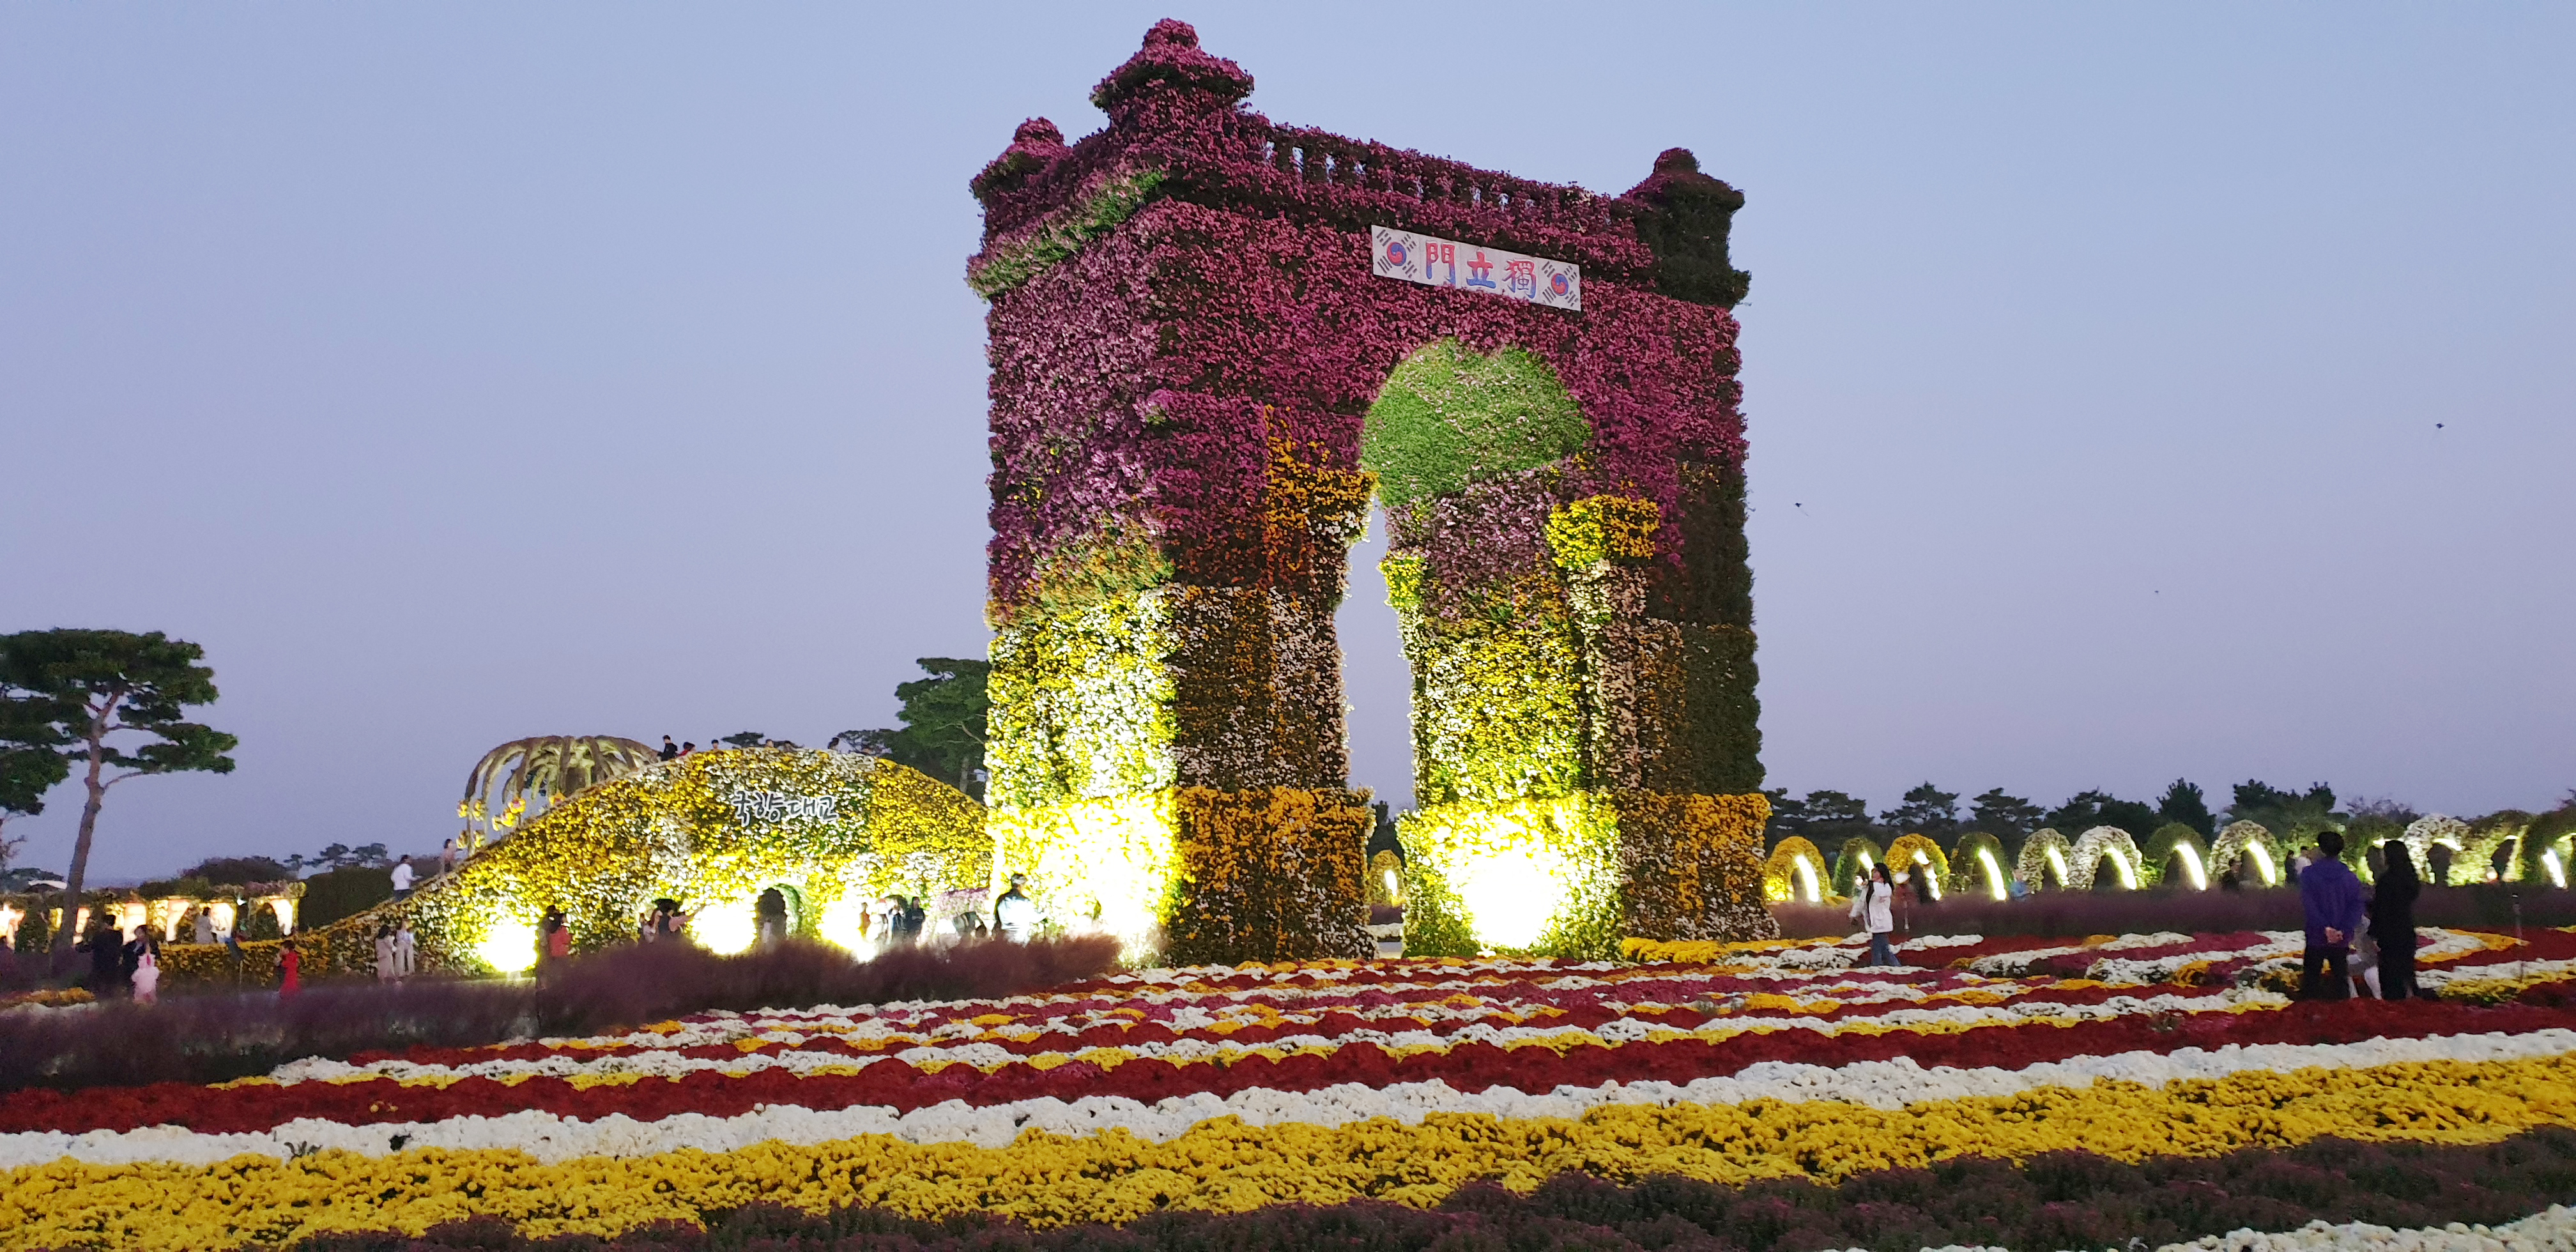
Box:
[972,22,1770,960]
[2016,828,2074,892]
[2209,821,2283,887]
[312,749,986,975]
[1951,832,2011,899]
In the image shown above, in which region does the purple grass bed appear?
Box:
[0,936,1119,1092]
[1770,882,2576,940]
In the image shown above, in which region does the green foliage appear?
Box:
[0,742,69,820]
[968,169,1169,300]
[10,902,47,952]
[1880,782,1960,834]
[2229,779,2340,838]
[135,875,217,900]
[181,856,293,889]
[838,659,992,800]
[2157,779,2216,837]
[1361,339,1588,512]
[300,866,395,930]
[305,842,391,871]
[1970,788,2045,839]
[2045,790,2158,837]
[0,629,238,956]
[1626,150,1753,308]
[1395,857,1480,958]
[238,902,282,942]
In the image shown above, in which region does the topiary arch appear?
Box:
[309,749,986,975]
[970,22,1770,960]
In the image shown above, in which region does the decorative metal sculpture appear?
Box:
[459,736,658,844]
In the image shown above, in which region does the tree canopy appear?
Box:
[2156,779,2216,837]
[2228,779,2341,837]
[0,629,236,958]
[1880,782,1961,834]
[1969,788,2045,838]
[831,658,990,800]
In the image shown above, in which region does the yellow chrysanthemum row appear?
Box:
[9,1052,2576,1251]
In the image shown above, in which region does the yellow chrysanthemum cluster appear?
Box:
[11,1053,2576,1251]
[300,749,985,975]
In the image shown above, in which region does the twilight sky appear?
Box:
[3,4,2569,883]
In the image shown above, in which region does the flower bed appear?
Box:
[5,928,2575,1250]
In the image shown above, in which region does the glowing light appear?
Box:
[1912,849,1942,900]
[2248,843,2277,885]
[475,917,538,975]
[2105,846,2137,889]
[1455,848,1560,949]
[2176,843,2207,890]
[1977,847,2005,900]
[1791,854,1820,903]
[2545,850,2567,889]
[819,894,874,953]
[693,896,757,956]
[2044,846,2069,887]
[1384,867,1401,899]
[993,793,1179,958]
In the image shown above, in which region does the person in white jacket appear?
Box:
[1850,864,1900,967]
[993,874,1036,943]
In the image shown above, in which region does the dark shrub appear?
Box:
[299,866,395,930]
[182,856,295,887]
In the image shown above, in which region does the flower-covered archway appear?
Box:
[972,22,1772,959]
[314,749,986,975]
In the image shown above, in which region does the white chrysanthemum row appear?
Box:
[705,973,2071,1053]
[24,1028,2572,1172]
[2156,1203,2576,1252]
[272,986,2283,1087]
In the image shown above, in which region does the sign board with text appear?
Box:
[1370,225,1581,312]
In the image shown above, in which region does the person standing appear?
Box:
[192,907,216,945]
[120,926,150,993]
[440,838,459,878]
[2297,831,2365,1000]
[389,859,415,898]
[755,889,788,950]
[2371,838,2429,1000]
[130,939,162,1004]
[278,939,303,998]
[1850,865,1900,968]
[994,875,1035,943]
[647,898,691,943]
[660,735,679,761]
[374,924,397,983]
[86,920,126,995]
[394,919,417,980]
[537,908,569,977]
